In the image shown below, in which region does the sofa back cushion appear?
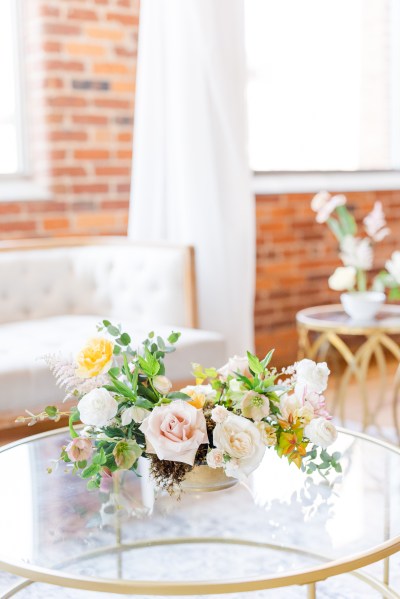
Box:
[0,244,193,327]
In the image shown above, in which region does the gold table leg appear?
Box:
[307,582,316,598]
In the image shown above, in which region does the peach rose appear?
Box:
[139,400,208,465]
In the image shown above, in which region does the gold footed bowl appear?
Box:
[180,465,238,493]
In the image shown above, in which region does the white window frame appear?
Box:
[0,0,49,201]
[250,0,400,195]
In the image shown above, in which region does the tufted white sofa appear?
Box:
[0,237,226,422]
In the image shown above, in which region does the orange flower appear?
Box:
[187,391,206,409]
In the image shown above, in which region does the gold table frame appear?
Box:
[0,428,400,597]
[296,304,400,442]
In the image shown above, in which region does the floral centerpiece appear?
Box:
[19,322,341,493]
[311,192,400,319]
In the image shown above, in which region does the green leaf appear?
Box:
[87,479,100,490]
[137,383,158,402]
[247,351,263,375]
[167,331,181,344]
[157,336,166,350]
[261,349,275,369]
[45,406,58,418]
[92,448,107,466]
[81,463,100,478]
[120,333,131,345]
[167,392,192,400]
[389,287,400,300]
[131,367,138,393]
[113,345,121,356]
[326,217,345,243]
[77,460,87,469]
[102,319,111,327]
[148,331,155,339]
[69,410,80,439]
[108,367,120,377]
[108,325,120,336]
[204,367,218,378]
[336,205,357,236]
[123,354,133,384]
[235,373,253,389]
[108,375,136,399]
[144,347,160,376]
[103,426,125,438]
[135,397,154,409]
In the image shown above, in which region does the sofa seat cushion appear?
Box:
[0,315,226,413]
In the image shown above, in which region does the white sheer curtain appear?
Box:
[129,0,255,357]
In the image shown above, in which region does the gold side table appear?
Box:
[296,304,400,442]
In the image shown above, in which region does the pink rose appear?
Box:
[66,437,93,462]
[139,400,208,465]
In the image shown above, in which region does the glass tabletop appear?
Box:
[296,304,400,333]
[0,428,400,595]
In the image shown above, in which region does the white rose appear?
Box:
[386,251,400,285]
[304,417,338,449]
[206,448,225,469]
[121,406,150,425]
[295,359,330,396]
[78,388,118,427]
[340,235,373,271]
[153,375,172,395]
[218,355,249,380]
[212,413,265,476]
[328,266,356,291]
[211,405,229,423]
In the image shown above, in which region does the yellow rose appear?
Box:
[76,337,114,378]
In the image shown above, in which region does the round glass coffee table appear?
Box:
[0,428,400,598]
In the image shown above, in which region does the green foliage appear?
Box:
[261,349,275,369]
[168,331,181,344]
[389,287,400,300]
[68,409,80,439]
[167,392,191,401]
[45,406,58,419]
[303,446,342,477]
[247,351,264,375]
[336,205,357,236]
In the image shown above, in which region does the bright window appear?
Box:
[245,0,400,173]
[0,0,26,176]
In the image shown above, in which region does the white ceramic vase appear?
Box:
[340,291,385,321]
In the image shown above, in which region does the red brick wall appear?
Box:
[0,0,138,238]
[255,191,400,365]
[1,3,399,365]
